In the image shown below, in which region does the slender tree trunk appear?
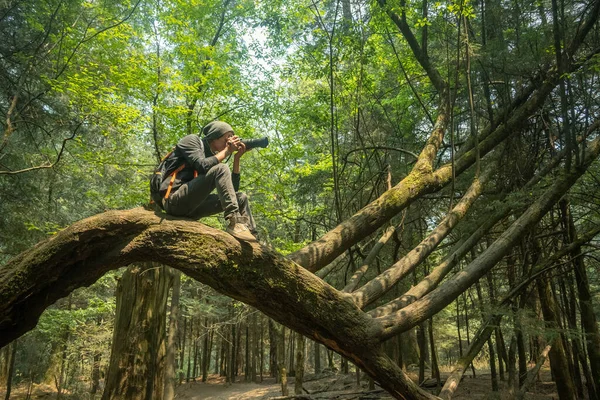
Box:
[230,323,236,383]
[192,320,199,380]
[486,249,506,381]
[275,323,288,396]
[561,200,600,396]
[202,323,211,382]
[236,321,242,379]
[418,321,427,384]
[219,328,227,376]
[186,317,193,382]
[245,322,250,381]
[537,277,577,399]
[269,319,278,379]
[428,318,440,391]
[164,269,180,400]
[251,313,257,382]
[4,340,16,400]
[463,293,475,378]
[288,330,295,375]
[497,328,508,381]
[180,317,187,384]
[314,342,321,373]
[560,273,585,398]
[295,333,305,395]
[260,314,264,382]
[455,299,463,380]
[508,336,518,397]
[475,281,498,392]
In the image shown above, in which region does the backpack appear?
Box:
[149,149,184,209]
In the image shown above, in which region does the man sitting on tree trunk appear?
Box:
[160,121,257,242]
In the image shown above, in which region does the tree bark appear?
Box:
[537,277,577,400]
[102,264,170,400]
[164,269,180,400]
[276,323,289,396]
[4,340,16,400]
[314,342,321,373]
[295,333,305,395]
[561,200,600,395]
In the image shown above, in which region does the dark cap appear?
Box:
[202,121,234,141]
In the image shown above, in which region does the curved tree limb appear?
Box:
[0,209,436,400]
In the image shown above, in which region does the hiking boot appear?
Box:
[226,214,257,242]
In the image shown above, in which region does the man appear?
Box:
[159,120,257,241]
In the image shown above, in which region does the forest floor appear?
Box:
[0,369,561,399]
[174,369,560,400]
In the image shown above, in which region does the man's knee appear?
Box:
[211,163,231,176]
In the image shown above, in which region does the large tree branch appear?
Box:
[368,205,508,318]
[375,137,600,340]
[0,209,436,400]
[369,149,569,318]
[351,167,490,309]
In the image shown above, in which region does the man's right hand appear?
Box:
[226,135,241,155]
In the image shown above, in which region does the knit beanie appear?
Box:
[202,121,234,141]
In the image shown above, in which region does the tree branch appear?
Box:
[0,122,81,176]
[376,137,600,340]
[376,0,447,93]
[351,167,490,309]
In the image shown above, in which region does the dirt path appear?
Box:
[175,377,282,400]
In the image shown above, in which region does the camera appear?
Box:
[241,137,269,150]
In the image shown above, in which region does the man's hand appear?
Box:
[234,141,247,159]
[226,135,241,155]
[232,140,248,174]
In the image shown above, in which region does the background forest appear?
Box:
[0,0,599,399]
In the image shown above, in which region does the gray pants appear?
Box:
[164,163,256,232]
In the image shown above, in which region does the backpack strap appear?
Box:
[164,164,186,199]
